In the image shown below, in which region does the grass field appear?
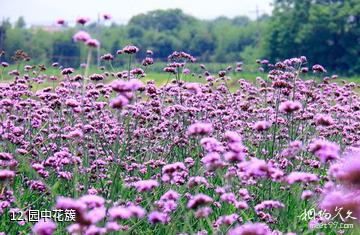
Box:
[1,63,359,93]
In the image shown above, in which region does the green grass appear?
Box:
[1,63,359,93]
[0,63,260,88]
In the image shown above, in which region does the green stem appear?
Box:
[85,48,92,78]
[128,54,132,81]
[271,89,281,158]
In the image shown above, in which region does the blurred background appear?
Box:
[0,0,359,75]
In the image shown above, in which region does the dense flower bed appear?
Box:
[1,49,360,234]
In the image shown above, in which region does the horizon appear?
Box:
[0,0,273,26]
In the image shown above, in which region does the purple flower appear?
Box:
[89,73,104,81]
[32,219,57,235]
[279,101,302,113]
[220,193,237,204]
[254,200,285,212]
[187,122,213,136]
[319,189,360,222]
[309,139,340,163]
[109,207,132,220]
[221,213,239,225]
[315,114,334,126]
[195,207,212,218]
[132,179,159,192]
[122,45,139,54]
[330,151,360,187]
[66,129,83,139]
[61,67,74,75]
[200,137,224,152]
[238,158,269,177]
[201,152,225,171]
[73,31,91,42]
[301,190,313,200]
[253,120,272,131]
[8,69,19,76]
[128,205,146,218]
[286,172,319,184]
[224,131,242,143]
[65,99,80,108]
[312,64,327,73]
[142,57,154,66]
[1,62,9,67]
[160,190,180,201]
[56,19,65,25]
[227,222,271,235]
[86,38,100,48]
[185,83,202,94]
[76,17,90,25]
[162,162,187,175]
[188,176,209,188]
[108,205,145,220]
[187,194,213,209]
[218,70,226,77]
[111,79,143,93]
[55,197,86,213]
[110,95,129,109]
[86,207,106,224]
[301,67,309,73]
[183,68,191,75]
[163,66,176,74]
[106,221,123,232]
[79,195,105,208]
[148,211,169,224]
[100,53,114,61]
[102,13,112,20]
[168,51,195,62]
[131,68,144,76]
[0,169,15,180]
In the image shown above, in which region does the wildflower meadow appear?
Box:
[1,6,360,235]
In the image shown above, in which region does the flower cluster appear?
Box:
[0,52,359,234]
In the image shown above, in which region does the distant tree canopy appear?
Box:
[266,0,360,74]
[0,1,360,74]
[0,9,265,67]
[128,9,196,31]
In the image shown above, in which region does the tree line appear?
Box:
[0,0,359,75]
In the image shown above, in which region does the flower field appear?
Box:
[1,47,360,235]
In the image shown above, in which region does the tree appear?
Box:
[15,17,26,29]
[264,0,360,74]
[129,9,196,32]
[0,19,11,51]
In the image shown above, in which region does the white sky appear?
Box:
[0,0,273,26]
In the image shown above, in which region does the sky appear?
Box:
[0,0,273,26]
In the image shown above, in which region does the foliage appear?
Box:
[0,1,360,75]
[0,9,266,68]
[265,0,360,74]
